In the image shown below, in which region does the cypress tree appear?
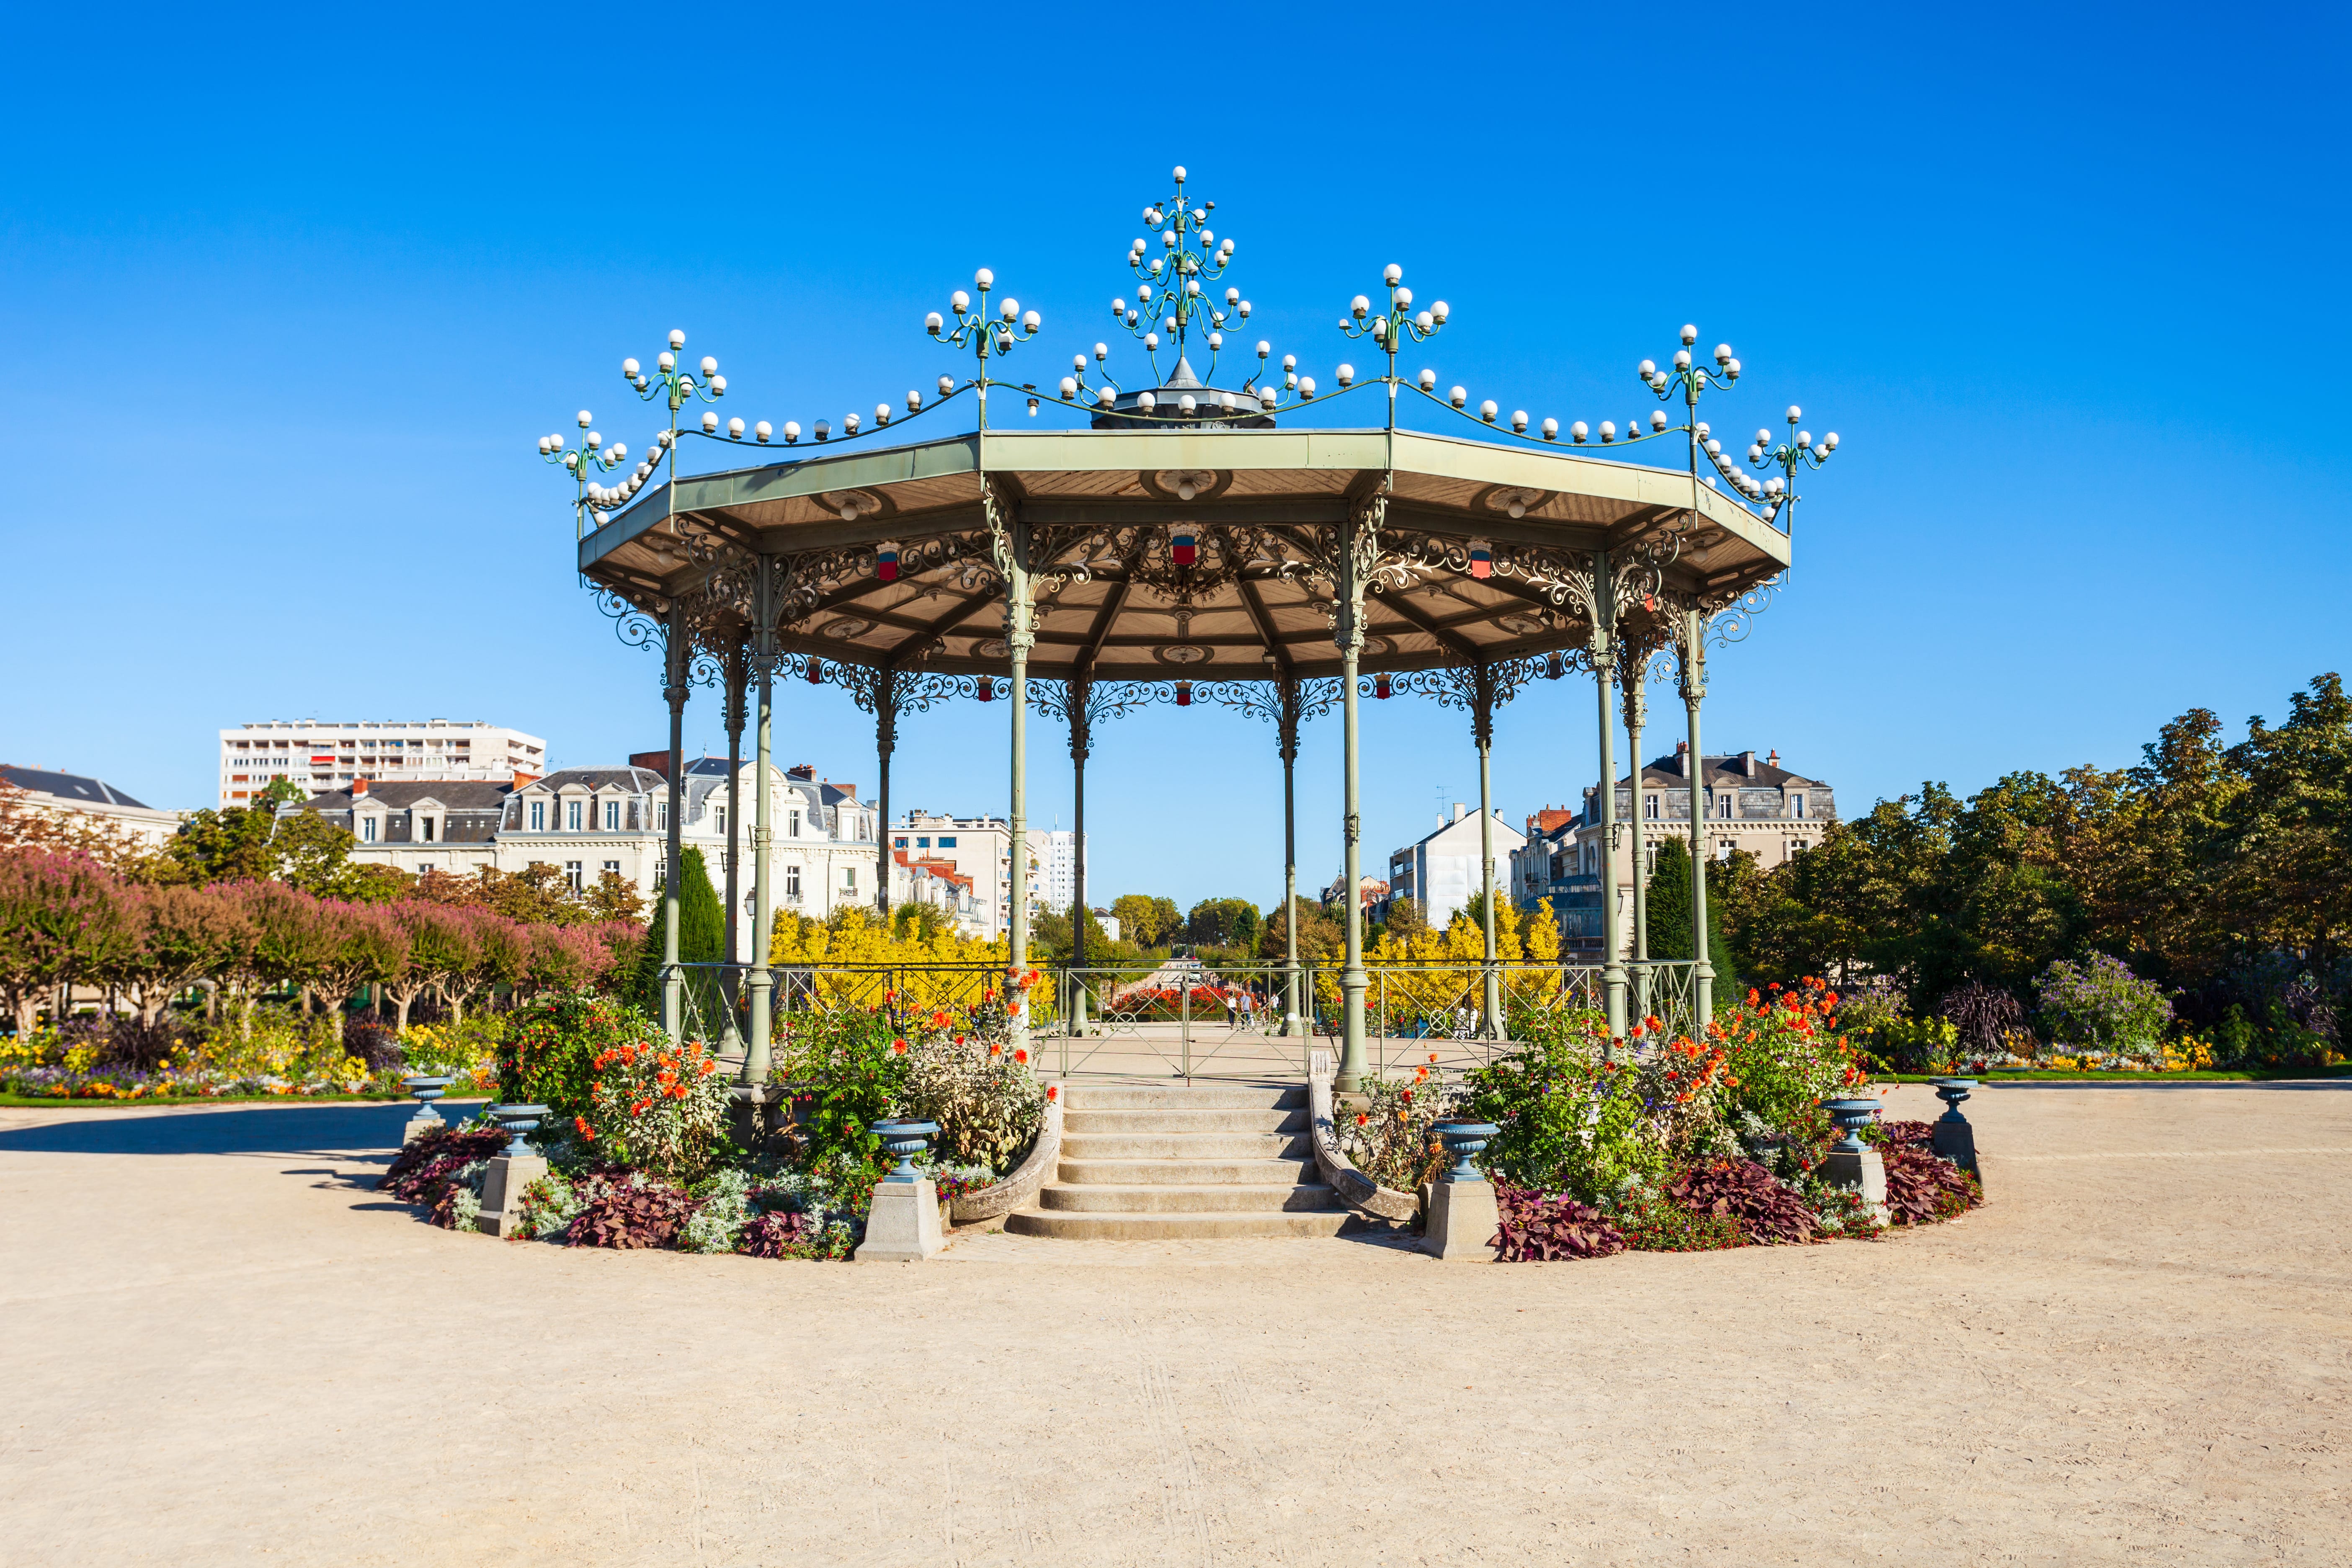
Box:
[633,847,726,1019]
[1644,837,1738,1000]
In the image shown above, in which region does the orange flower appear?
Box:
[990,1042,1003,1057]
[1355,1112,1368,1126]
[931,1010,950,1027]
[892,1038,910,1055]
[1014,1048,1029,1065]
[1046,1084,1060,1102]
[575,1116,592,1137]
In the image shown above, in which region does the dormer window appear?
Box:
[360,816,377,843]
[1643,794,1659,820]
[419,815,437,842]
[567,799,583,831]
[603,799,620,831]
[1791,793,1807,819]
[530,799,546,831]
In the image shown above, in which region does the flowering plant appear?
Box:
[575,1032,733,1181]
[2034,954,2173,1063]
[1717,977,1867,1150]
[895,1017,1046,1173]
[498,990,655,1125]
[1334,1055,1462,1193]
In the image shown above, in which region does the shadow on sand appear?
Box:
[0,1101,467,1158]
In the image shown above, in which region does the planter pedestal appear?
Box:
[1818,1147,1887,1219]
[857,1177,944,1262]
[475,1154,547,1238]
[1423,1180,1498,1261]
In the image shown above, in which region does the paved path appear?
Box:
[1,1084,2346,1565]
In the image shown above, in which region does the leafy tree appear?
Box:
[2219,673,2352,965]
[585,870,646,923]
[1382,897,1428,944]
[1186,896,1261,948]
[1109,893,1180,948]
[121,884,252,1026]
[1641,837,1737,994]
[0,851,136,1034]
[1256,895,1344,962]
[634,847,723,1014]
[0,777,150,872]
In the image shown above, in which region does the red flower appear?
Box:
[892,1038,909,1055]
[931,1010,950,1027]
[1355,1113,1368,1126]
[575,1115,593,1139]
[1014,1048,1029,1064]
[1046,1084,1060,1102]
[990,1042,1003,1057]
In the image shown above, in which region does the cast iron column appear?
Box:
[1680,606,1714,1024]
[997,483,1034,1053]
[722,645,745,969]
[1335,495,1380,1092]
[1623,664,1651,1026]
[874,668,897,921]
[1067,672,1093,1036]
[661,600,688,1044]
[742,559,777,1083]
[1473,662,1502,1039]
[1279,675,1303,1038]
[1592,551,1627,1046]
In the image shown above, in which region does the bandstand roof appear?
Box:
[578,424,1792,681]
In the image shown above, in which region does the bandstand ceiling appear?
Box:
[578,426,1794,681]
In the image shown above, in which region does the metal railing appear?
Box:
[652,955,1703,1083]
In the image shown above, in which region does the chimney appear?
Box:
[1741,749,1757,777]
[786,764,816,781]
[629,749,671,780]
[512,769,540,788]
[1766,749,1779,770]
[1675,740,1689,776]
[351,779,370,798]
[1453,801,1467,822]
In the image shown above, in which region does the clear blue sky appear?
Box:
[5,4,2346,910]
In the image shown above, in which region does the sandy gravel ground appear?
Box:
[1,1083,2346,1566]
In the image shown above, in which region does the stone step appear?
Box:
[1063,1107,1306,1135]
[1061,1084,1304,1112]
[1039,1182,1344,1214]
[1057,1155,1317,1186]
[1004,1207,1353,1240]
[1060,1131,1311,1161]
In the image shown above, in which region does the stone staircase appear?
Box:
[1003,1082,1349,1239]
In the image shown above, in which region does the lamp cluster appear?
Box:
[1114,165,1248,379]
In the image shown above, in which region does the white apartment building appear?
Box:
[1034,828,1086,914]
[297,757,949,953]
[1380,803,1529,928]
[891,810,1040,941]
[219,720,545,807]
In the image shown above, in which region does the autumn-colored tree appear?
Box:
[0,851,137,1034]
[121,884,253,1026]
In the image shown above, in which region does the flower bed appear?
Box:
[1464,979,1982,1261]
[370,987,1052,1260]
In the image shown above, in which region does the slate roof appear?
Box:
[300,781,514,812]
[524,767,669,794]
[1604,753,1829,792]
[1,765,154,810]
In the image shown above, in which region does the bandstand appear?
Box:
[543,166,1831,1096]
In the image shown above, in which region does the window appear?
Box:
[566,800,583,831]
[1645,843,1659,873]
[565,860,584,892]
[1716,793,1734,820]
[894,836,908,848]
[788,809,802,838]
[785,865,802,899]
[657,802,668,830]
[843,866,858,890]
[360,816,377,843]
[716,807,727,836]
[1644,794,1659,821]
[937,836,957,848]
[419,815,437,842]
[1792,840,1811,854]
[602,859,621,879]
[603,800,619,831]
[529,800,545,831]
[1791,793,1807,819]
